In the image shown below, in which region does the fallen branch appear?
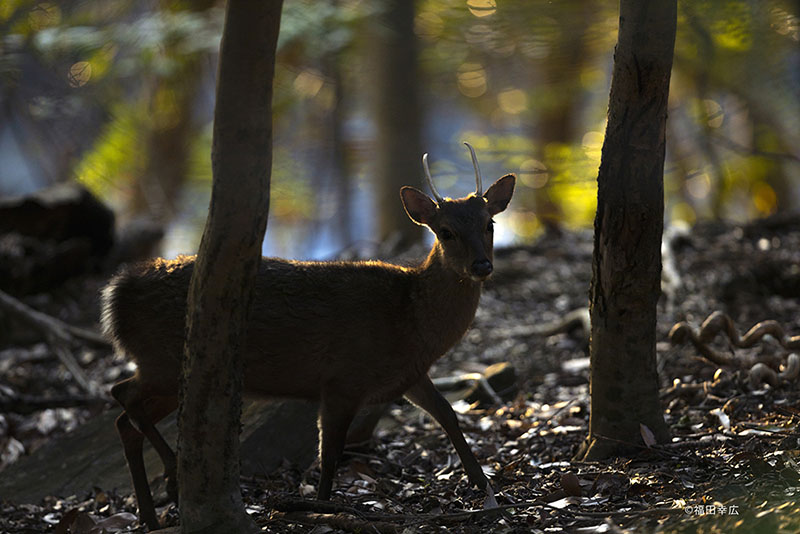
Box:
[0,389,108,414]
[273,511,400,534]
[0,289,110,347]
[668,311,800,388]
[507,308,590,338]
[432,373,503,405]
[749,354,800,388]
[268,496,679,532]
[669,311,800,355]
[0,289,104,395]
[273,497,531,525]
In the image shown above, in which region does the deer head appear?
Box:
[400,143,515,281]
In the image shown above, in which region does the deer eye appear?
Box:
[486,219,494,232]
[439,228,454,240]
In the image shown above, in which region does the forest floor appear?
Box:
[1,214,800,533]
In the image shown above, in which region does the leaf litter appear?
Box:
[1,215,800,532]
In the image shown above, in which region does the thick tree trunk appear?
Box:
[177,2,282,533]
[576,0,676,461]
[374,0,423,249]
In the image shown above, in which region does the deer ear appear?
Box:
[484,174,515,215]
[400,186,437,226]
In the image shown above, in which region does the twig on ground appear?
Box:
[669,311,800,388]
[273,511,400,534]
[0,390,108,414]
[0,289,105,395]
[268,497,680,533]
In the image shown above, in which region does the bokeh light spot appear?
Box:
[519,159,549,189]
[497,88,527,114]
[467,0,497,18]
[457,63,487,98]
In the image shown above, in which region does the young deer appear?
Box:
[102,143,515,530]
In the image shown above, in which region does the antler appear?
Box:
[422,153,444,203]
[464,142,482,195]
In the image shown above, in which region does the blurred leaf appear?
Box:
[640,423,657,447]
[560,471,582,497]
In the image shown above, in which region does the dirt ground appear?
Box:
[1,214,799,533]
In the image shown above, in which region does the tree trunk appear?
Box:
[374,0,423,250]
[576,0,676,461]
[177,2,282,533]
[529,0,591,235]
[324,30,353,248]
[130,0,216,223]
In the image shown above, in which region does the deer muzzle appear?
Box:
[470,259,493,280]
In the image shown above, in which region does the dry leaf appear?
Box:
[590,472,629,496]
[640,423,656,447]
[93,512,138,532]
[54,508,80,534]
[560,471,582,497]
[710,408,731,431]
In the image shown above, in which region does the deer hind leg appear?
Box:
[139,396,179,502]
[112,377,179,528]
[404,375,491,491]
[115,412,160,531]
[316,393,359,500]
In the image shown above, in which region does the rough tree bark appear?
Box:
[576,0,676,461]
[177,2,282,533]
[374,0,423,249]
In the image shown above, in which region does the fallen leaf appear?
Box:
[548,496,581,509]
[560,471,582,497]
[710,408,730,431]
[60,510,97,534]
[640,423,657,447]
[483,483,499,509]
[54,508,80,534]
[93,512,138,532]
[591,472,629,496]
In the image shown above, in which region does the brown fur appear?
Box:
[103,174,515,530]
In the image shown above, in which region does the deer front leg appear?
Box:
[115,413,161,531]
[316,393,359,500]
[404,375,497,506]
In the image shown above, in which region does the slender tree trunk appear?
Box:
[131,0,216,223]
[374,0,423,249]
[529,0,591,235]
[576,0,676,461]
[178,2,282,533]
[324,34,353,248]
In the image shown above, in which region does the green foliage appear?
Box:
[73,100,145,201]
[2,0,798,253]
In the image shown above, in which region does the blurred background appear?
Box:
[1,0,798,260]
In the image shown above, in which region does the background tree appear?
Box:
[3,1,797,255]
[130,0,217,224]
[177,1,282,533]
[373,0,423,249]
[527,0,591,235]
[576,0,676,461]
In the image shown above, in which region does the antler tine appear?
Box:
[464,142,482,195]
[422,153,444,203]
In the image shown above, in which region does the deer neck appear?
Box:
[412,242,482,360]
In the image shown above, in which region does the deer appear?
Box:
[101,143,515,530]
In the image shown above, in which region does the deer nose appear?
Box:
[471,259,493,278]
